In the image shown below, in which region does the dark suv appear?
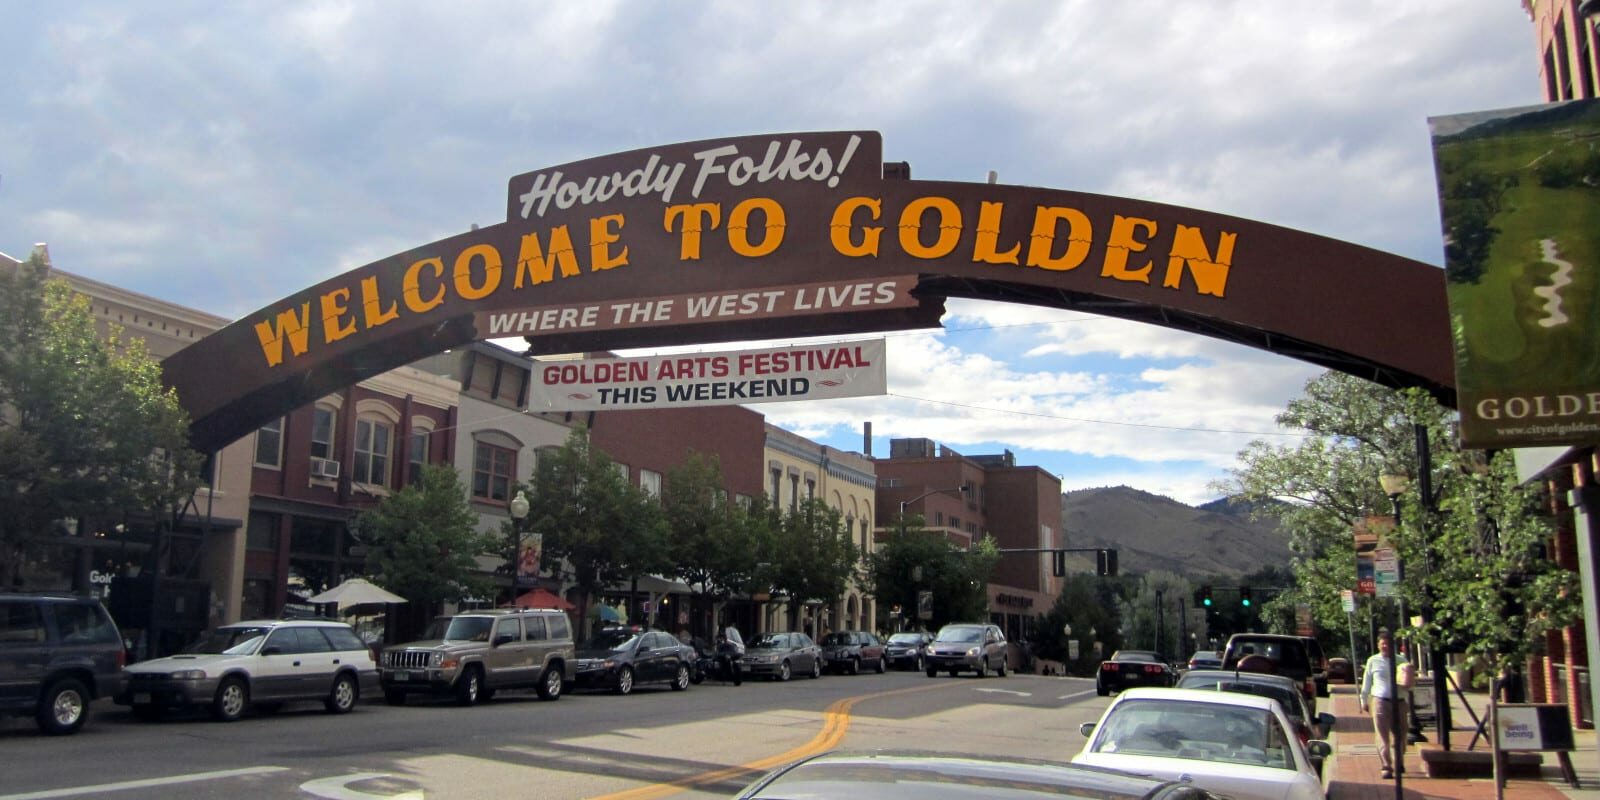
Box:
[0,593,126,735]
[819,630,887,675]
[1221,633,1319,714]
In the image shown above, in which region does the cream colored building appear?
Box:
[763,424,878,636]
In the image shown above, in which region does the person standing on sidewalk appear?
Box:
[1360,629,1413,779]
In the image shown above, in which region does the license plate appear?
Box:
[133,693,151,704]
[1123,673,1138,681]
[393,671,410,681]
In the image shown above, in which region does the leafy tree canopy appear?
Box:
[353,464,498,606]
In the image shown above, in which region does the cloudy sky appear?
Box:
[0,2,1542,505]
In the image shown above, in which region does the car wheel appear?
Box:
[975,658,988,679]
[131,703,165,721]
[997,659,1008,678]
[536,666,563,701]
[927,667,939,678]
[1096,684,1109,697]
[36,678,90,735]
[875,654,886,674]
[810,659,822,679]
[850,657,861,675]
[454,667,482,706]
[325,672,358,714]
[384,689,407,706]
[615,666,635,695]
[915,655,925,673]
[211,677,248,722]
[778,661,792,681]
[671,663,690,691]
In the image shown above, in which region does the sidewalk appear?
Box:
[1324,684,1600,800]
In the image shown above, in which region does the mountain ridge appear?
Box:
[1060,485,1290,578]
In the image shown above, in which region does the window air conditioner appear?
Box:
[310,457,341,480]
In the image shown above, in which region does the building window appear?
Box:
[464,352,531,408]
[311,406,336,460]
[408,429,429,485]
[473,442,516,503]
[639,469,662,497]
[254,418,283,468]
[246,511,280,551]
[770,468,782,505]
[789,474,800,512]
[353,419,392,487]
[805,478,815,501]
[614,462,630,481]
[935,512,945,527]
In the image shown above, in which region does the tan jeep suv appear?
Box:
[380,608,574,705]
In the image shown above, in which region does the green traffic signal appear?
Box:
[1240,587,1253,607]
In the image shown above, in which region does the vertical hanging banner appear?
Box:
[1430,100,1600,449]
[527,339,886,411]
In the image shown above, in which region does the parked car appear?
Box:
[743,631,822,681]
[924,623,1008,678]
[1073,687,1331,800]
[736,750,1230,800]
[1298,635,1329,697]
[572,628,694,694]
[1096,649,1175,696]
[1175,668,1335,775]
[119,618,378,722]
[379,608,574,705]
[0,592,127,735]
[1327,657,1355,684]
[884,631,933,671]
[1185,650,1223,671]
[819,630,886,675]
[1220,633,1320,713]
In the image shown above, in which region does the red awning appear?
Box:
[514,588,574,611]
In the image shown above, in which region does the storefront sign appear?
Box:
[1497,704,1575,751]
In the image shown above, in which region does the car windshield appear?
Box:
[1091,698,1295,770]
[185,626,272,655]
[750,634,788,648]
[821,633,853,646]
[1113,651,1159,662]
[888,633,925,644]
[936,627,982,643]
[436,617,493,643]
[584,629,642,651]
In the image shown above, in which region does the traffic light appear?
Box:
[1198,585,1213,607]
[1239,587,1253,607]
[1096,549,1119,577]
[1051,550,1066,577]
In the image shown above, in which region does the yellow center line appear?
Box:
[589,682,953,800]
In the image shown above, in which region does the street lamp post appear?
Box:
[899,485,970,519]
[1380,472,1428,746]
[508,490,530,598]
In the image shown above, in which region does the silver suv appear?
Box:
[0,593,127,735]
[924,623,1009,678]
[380,608,575,705]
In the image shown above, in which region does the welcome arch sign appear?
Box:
[162,131,1454,453]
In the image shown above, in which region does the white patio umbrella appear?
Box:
[307,578,407,611]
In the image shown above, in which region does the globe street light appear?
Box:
[508,490,530,595]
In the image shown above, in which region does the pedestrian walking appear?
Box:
[1359,629,1413,778]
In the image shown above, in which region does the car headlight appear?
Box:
[967,647,980,657]
[170,669,207,680]
[431,652,444,667]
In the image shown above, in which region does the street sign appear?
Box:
[917,590,933,621]
[1069,640,1080,659]
[1341,589,1356,614]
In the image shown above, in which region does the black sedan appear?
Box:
[884,631,933,671]
[1095,649,1176,696]
[572,628,694,695]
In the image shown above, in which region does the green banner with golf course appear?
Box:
[1431,100,1600,449]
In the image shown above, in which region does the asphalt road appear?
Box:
[0,670,1109,799]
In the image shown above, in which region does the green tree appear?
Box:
[865,517,999,631]
[0,256,202,587]
[353,464,498,607]
[1215,371,1576,671]
[527,426,667,627]
[767,498,859,631]
[1028,572,1123,676]
[662,452,766,638]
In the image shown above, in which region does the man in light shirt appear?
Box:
[1359,629,1411,779]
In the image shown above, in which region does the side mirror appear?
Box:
[1306,740,1333,758]
[1078,722,1097,737]
[261,646,283,656]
